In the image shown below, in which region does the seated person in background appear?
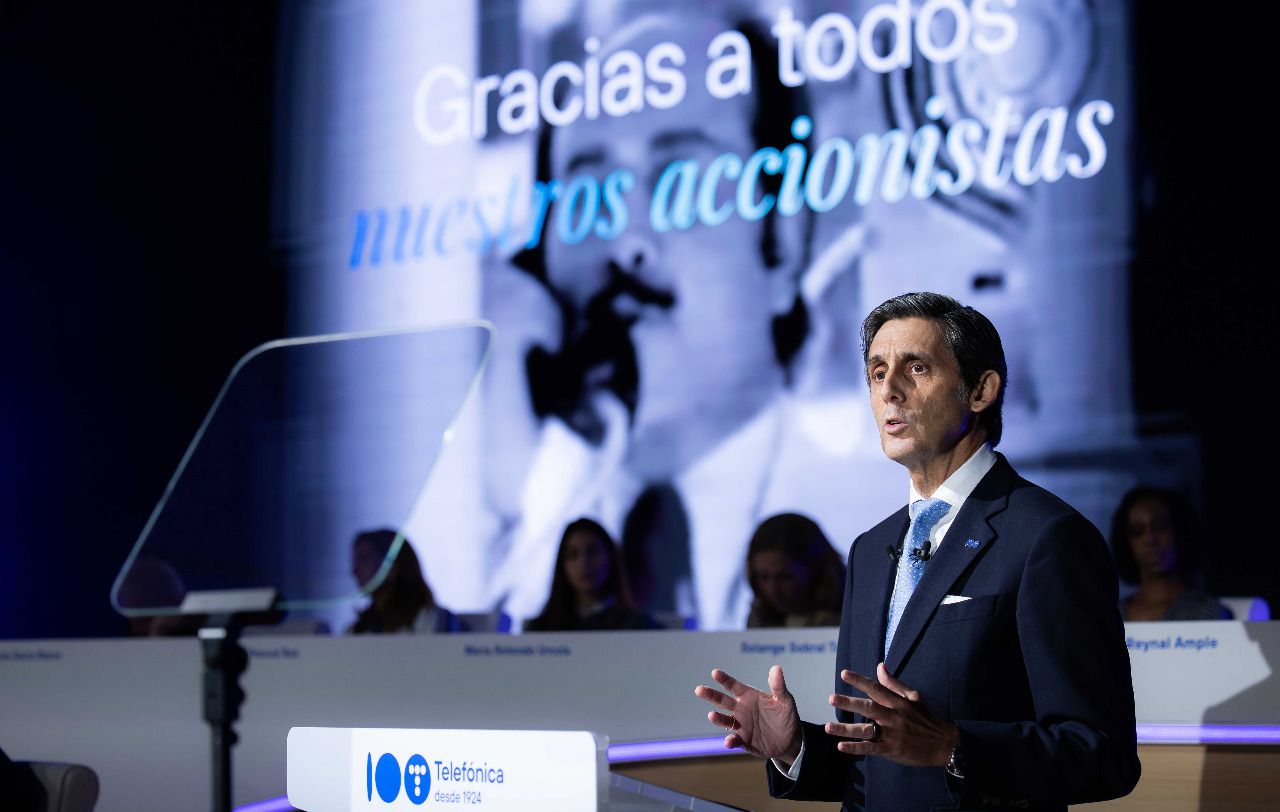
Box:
[115,555,203,636]
[348,529,460,633]
[745,513,845,628]
[1110,486,1231,621]
[524,518,659,631]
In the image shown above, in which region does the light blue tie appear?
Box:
[884,497,951,656]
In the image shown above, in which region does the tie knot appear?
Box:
[911,497,950,530]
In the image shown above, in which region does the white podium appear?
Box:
[287,728,742,812]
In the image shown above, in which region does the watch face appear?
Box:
[946,745,966,779]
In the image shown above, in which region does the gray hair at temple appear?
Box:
[860,292,1009,447]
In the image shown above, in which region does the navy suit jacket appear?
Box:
[768,455,1140,810]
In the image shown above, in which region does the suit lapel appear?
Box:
[884,457,1014,673]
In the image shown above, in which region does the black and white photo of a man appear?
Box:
[483,8,897,629]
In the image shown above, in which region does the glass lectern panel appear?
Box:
[111,324,492,615]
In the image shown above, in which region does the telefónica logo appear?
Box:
[367,752,431,805]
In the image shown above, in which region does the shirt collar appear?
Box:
[908,443,998,509]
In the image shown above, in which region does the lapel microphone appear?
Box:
[888,542,934,563]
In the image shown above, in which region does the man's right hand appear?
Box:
[694,665,803,764]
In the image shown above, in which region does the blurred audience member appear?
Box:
[1110,486,1231,621]
[116,555,203,636]
[348,529,460,633]
[746,513,845,628]
[525,518,659,631]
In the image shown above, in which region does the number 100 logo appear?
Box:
[367,752,430,805]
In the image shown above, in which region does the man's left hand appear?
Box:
[825,662,960,767]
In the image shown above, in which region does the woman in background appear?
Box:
[745,512,845,628]
[348,529,460,633]
[525,518,658,631]
[1110,486,1231,621]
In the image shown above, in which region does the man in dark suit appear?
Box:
[695,292,1140,810]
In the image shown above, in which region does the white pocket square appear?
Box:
[941,594,971,605]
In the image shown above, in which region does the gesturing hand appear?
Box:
[826,662,959,767]
[694,666,803,763]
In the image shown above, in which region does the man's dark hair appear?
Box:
[860,291,1008,446]
[1108,486,1205,586]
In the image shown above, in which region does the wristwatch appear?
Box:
[945,741,966,780]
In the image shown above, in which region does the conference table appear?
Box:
[2,622,1276,811]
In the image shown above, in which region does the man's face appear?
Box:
[865,317,976,470]
[542,20,791,463]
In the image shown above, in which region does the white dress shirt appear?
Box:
[772,443,998,780]
[905,442,998,554]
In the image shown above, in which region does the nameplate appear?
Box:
[287,727,608,812]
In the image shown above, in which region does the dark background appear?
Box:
[0,0,1270,638]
